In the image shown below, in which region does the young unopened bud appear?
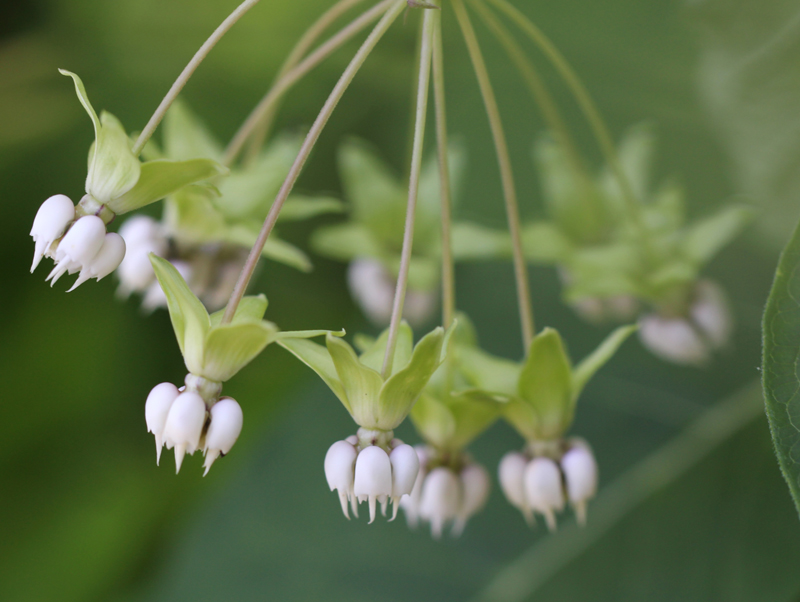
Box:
[524,457,565,531]
[419,467,461,539]
[30,194,75,272]
[68,232,126,291]
[353,445,393,524]
[498,451,530,522]
[144,382,180,465]
[389,443,420,520]
[560,445,598,525]
[203,397,243,476]
[46,215,106,286]
[452,463,490,536]
[162,391,207,474]
[325,440,359,519]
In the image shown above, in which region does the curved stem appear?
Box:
[243,0,368,164]
[381,3,436,378]
[221,0,406,324]
[432,8,455,330]
[223,0,395,167]
[483,0,648,236]
[131,0,261,156]
[452,0,534,351]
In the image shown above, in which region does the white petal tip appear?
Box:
[175,444,186,474]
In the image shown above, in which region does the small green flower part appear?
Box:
[150,101,344,272]
[458,325,636,442]
[60,70,226,215]
[278,321,455,431]
[149,255,334,383]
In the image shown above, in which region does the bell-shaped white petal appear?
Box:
[118,215,163,246]
[68,232,126,291]
[389,443,420,520]
[47,216,106,286]
[524,457,565,531]
[117,216,168,296]
[452,463,490,536]
[399,446,428,528]
[419,467,461,539]
[324,439,358,519]
[30,194,75,272]
[162,391,207,474]
[691,280,731,349]
[499,451,530,522]
[347,258,395,326]
[638,314,708,365]
[353,445,392,524]
[145,382,180,465]
[561,445,598,525]
[142,260,193,311]
[203,397,244,476]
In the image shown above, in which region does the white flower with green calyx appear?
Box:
[144,255,338,474]
[311,139,514,327]
[458,324,636,529]
[279,320,456,523]
[30,71,227,291]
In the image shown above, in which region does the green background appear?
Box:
[1,0,798,600]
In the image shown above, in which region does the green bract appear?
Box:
[150,255,334,382]
[458,325,636,441]
[311,139,511,292]
[60,70,226,214]
[152,101,343,272]
[278,321,455,431]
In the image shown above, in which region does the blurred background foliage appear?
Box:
[0,0,797,601]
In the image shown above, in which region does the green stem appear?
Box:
[222,0,396,167]
[452,0,535,351]
[381,4,436,378]
[432,7,455,331]
[484,0,648,237]
[221,0,406,324]
[131,0,261,156]
[243,0,369,165]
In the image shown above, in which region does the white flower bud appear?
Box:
[638,314,708,365]
[690,280,731,348]
[162,391,207,474]
[118,215,163,246]
[398,445,427,528]
[389,443,420,520]
[499,451,531,523]
[347,258,395,326]
[524,457,565,531]
[141,260,193,311]
[324,439,359,519]
[560,445,598,525]
[30,194,75,272]
[46,216,106,286]
[419,467,461,539]
[203,397,243,476]
[353,445,392,524]
[452,463,490,536]
[145,382,180,465]
[68,232,126,291]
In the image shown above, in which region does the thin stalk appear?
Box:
[452,0,534,350]
[432,8,455,330]
[381,5,436,378]
[131,0,261,156]
[483,0,648,236]
[221,0,406,324]
[243,0,368,164]
[470,0,586,181]
[223,0,395,166]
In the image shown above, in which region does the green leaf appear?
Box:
[326,334,383,428]
[86,112,141,204]
[378,327,446,430]
[310,223,384,262]
[451,222,512,260]
[59,69,100,134]
[763,215,800,517]
[209,295,268,327]
[108,157,227,214]
[276,338,348,410]
[572,325,637,399]
[278,195,344,221]
[149,255,209,373]
[517,328,574,440]
[201,321,278,382]
[682,205,754,266]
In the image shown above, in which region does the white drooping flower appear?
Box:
[145,382,181,465]
[524,458,565,531]
[30,194,75,272]
[638,280,732,365]
[324,436,419,523]
[117,215,169,297]
[46,215,122,289]
[162,391,207,473]
[453,463,490,536]
[560,443,598,525]
[498,451,531,522]
[419,467,461,539]
[67,232,126,291]
[203,396,243,476]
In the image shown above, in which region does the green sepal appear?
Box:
[209,295,268,327]
[521,221,573,263]
[411,390,502,451]
[162,100,223,162]
[310,223,384,262]
[224,224,312,272]
[459,346,520,395]
[200,320,278,382]
[681,205,754,266]
[86,112,141,204]
[327,333,384,427]
[572,324,637,399]
[108,157,227,214]
[279,195,345,221]
[277,337,348,407]
[451,222,512,260]
[357,322,414,375]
